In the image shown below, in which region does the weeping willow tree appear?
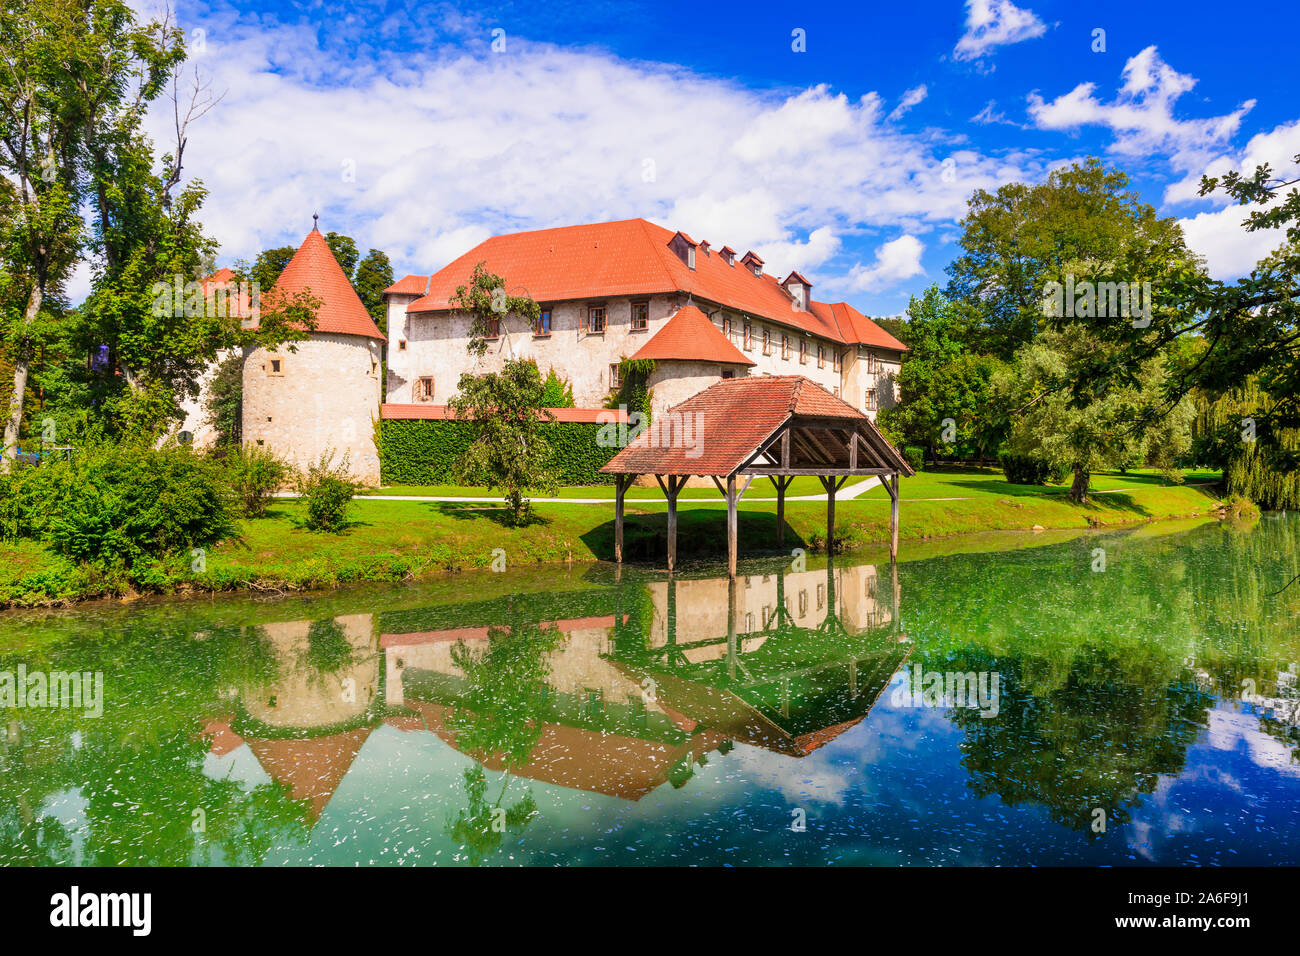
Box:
[1194,379,1300,510]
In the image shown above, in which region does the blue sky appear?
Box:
[127,0,1299,316]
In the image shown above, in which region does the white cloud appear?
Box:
[847,235,926,292]
[1027,46,1255,178]
[1175,119,1300,278]
[135,7,1045,292]
[971,99,1015,126]
[953,0,1046,63]
[888,84,928,121]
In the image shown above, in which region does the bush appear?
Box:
[0,466,46,542]
[376,419,617,486]
[224,445,291,517]
[999,452,1067,486]
[296,452,357,532]
[29,443,236,567]
[902,445,926,472]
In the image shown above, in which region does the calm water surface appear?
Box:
[1,515,1297,866]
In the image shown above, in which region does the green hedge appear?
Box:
[378,419,618,486]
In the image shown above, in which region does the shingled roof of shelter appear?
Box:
[600,375,912,477]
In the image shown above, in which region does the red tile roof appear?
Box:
[600,375,912,477]
[826,301,907,351]
[381,404,626,423]
[393,219,905,351]
[264,228,385,341]
[384,273,428,295]
[629,304,755,366]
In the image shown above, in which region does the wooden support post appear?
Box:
[658,475,681,573]
[774,476,787,549]
[889,472,900,563]
[825,475,837,555]
[726,474,739,578]
[614,473,634,564]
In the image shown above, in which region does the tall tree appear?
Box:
[946,159,1198,359]
[876,285,1004,458]
[0,0,140,463]
[447,263,553,523]
[323,231,358,277]
[352,248,393,333]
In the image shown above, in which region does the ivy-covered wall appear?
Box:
[377,419,618,486]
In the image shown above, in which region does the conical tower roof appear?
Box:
[270,227,385,340]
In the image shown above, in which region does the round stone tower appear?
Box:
[241,225,385,484]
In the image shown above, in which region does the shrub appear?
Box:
[32,443,236,567]
[902,445,926,472]
[224,445,291,517]
[377,419,616,486]
[0,467,46,542]
[296,452,357,532]
[999,452,1067,486]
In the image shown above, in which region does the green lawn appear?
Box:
[857,465,1222,500]
[365,474,869,499]
[0,466,1227,608]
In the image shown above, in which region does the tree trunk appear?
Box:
[1,283,42,469]
[1070,464,1090,505]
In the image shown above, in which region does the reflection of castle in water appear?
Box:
[202,562,907,817]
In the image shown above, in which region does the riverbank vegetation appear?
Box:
[0,465,1225,608]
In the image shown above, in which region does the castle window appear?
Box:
[781,335,790,360]
[630,301,649,331]
[762,329,771,356]
[833,386,840,398]
[832,350,842,372]
[743,322,752,350]
[484,316,500,338]
[721,368,735,379]
[535,309,552,336]
[799,340,807,364]
[609,363,621,389]
[721,315,731,338]
[398,339,407,350]
[817,345,825,368]
[865,388,878,411]
[268,356,284,375]
[415,377,434,402]
[583,304,607,333]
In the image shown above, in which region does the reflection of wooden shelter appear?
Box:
[600,376,913,576]
[614,621,908,758]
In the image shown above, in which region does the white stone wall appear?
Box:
[385,291,901,418]
[174,349,233,449]
[242,333,383,485]
[842,347,903,420]
[388,293,681,408]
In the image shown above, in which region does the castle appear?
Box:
[191,218,907,485]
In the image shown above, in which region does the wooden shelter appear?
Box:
[600,375,914,576]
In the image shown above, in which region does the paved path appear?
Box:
[277,479,1216,507]
[274,476,883,505]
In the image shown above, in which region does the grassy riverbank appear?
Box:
[0,467,1225,608]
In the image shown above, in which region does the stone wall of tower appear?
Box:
[241,332,383,485]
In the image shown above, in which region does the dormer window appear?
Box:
[699,241,710,256]
[741,251,764,278]
[668,231,697,270]
[719,246,737,267]
[782,271,813,311]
